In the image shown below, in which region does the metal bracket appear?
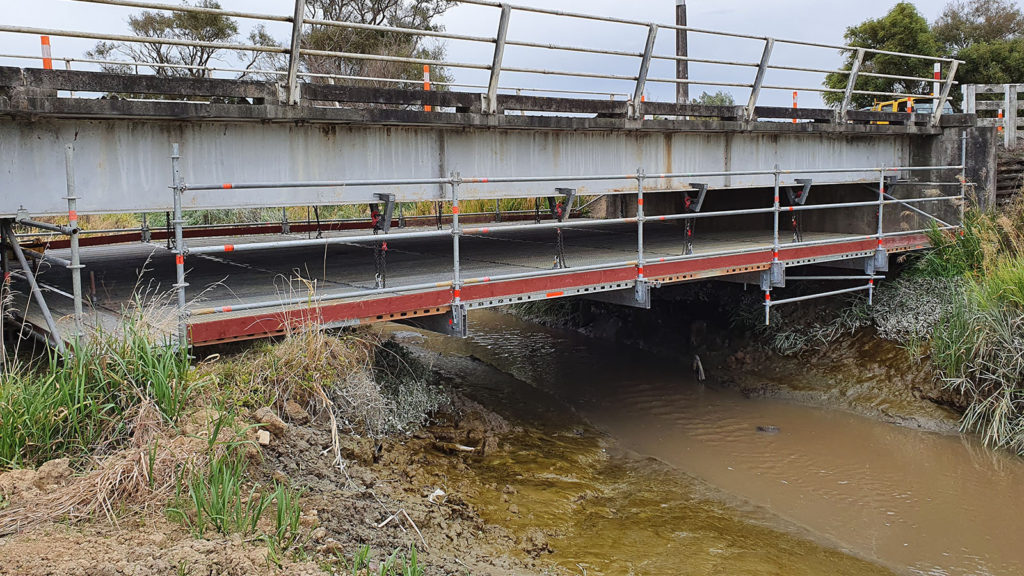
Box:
[786,179,813,205]
[762,261,786,289]
[873,247,889,273]
[583,280,652,309]
[402,305,468,338]
[685,183,708,212]
[547,188,577,222]
[370,193,396,235]
[786,179,812,243]
[682,183,708,255]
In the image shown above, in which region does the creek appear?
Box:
[408,309,1024,576]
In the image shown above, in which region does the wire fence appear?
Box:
[0,0,962,120]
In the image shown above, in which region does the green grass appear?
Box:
[0,319,192,469]
[914,201,1024,454]
[265,483,306,566]
[333,545,423,576]
[168,418,269,539]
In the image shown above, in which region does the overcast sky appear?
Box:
[0,0,949,107]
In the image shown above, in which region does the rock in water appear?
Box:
[756,425,780,434]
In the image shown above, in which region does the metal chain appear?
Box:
[553,227,568,269]
[374,240,388,288]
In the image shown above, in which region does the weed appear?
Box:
[265,483,305,565]
[168,421,269,538]
[0,312,194,469]
[342,545,423,576]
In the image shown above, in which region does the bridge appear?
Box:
[0,0,995,348]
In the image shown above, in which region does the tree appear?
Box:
[823,2,941,109]
[933,0,1024,53]
[301,0,457,88]
[87,0,239,78]
[691,91,735,107]
[933,0,1024,91]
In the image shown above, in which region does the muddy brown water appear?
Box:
[405,310,1024,576]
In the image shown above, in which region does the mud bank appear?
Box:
[509,284,960,433]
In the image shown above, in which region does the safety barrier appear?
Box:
[0,0,962,122]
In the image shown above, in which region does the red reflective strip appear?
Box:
[68,210,78,220]
[772,251,779,260]
[637,267,644,275]
[222,183,233,189]
[224,244,235,252]
[765,293,771,302]
[481,178,489,183]
[659,216,666,221]
[221,306,233,313]
[175,255,184,265]
[878,239,884,246]
[788,206,794,211]
[774,196,780,203]
[546,291,564,298]
[452,206,461,215]
[869,280,875,286]
[637,198,644,206]
[481,228,490,233]
[482,277,491,283]
[453,289,461,299]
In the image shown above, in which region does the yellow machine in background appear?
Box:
[870,97,916,124]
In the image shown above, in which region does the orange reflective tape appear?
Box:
[452,206,460,215]
[480,227,490,233]
[222,183,233,189]
[67,210,78,220]
[765,293,771,301]
[175,255,184,265]
[224,244,235,252]
[452,289,461,299]
[637,198,644,206]
[546,291,564,298]
[221,306,233,313]
[40,36,50,46]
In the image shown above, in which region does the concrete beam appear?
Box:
[1,116,914,217]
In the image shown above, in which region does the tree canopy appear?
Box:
[823,2,940,109]
[88,0,239,78]
[301,0,457,87]
[823,0,1024,110]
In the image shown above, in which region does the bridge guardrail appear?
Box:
[0,0,962,123]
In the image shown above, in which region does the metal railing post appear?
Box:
[631,24,658,120]
[64,144,84,342]
[876,166,886,256]
[746,38,774,121]
[636,169,646,281]
[931,60,958,126]
[171,144,189,347]
[450,172,462,306]
[961,130,968,218]
[484,3,511,115]
[1006,84,1019,146]
[286,0,307,105]
[839,48,865,123]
